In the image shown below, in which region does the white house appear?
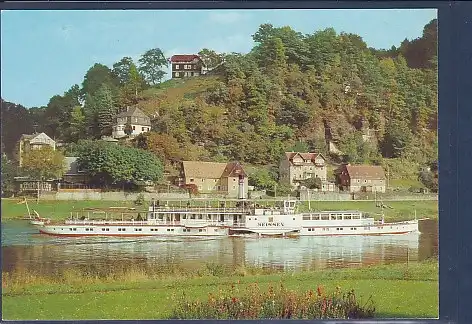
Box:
[112,107,151,139]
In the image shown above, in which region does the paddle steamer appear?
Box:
[32,199,420,237]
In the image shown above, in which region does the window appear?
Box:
[175,64,180,70]
[202,179,204,182]
[132,126,135,130]
[303,216,311,220]
[191,72,194,76]
[142,127,145,131]
[190,178,194,182]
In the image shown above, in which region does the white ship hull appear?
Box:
[37,223,229,237]
[299,220,419,236]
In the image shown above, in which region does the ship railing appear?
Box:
[64,219,150,226]
[148,206,247,214]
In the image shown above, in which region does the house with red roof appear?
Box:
[178,161,248,198]
[334,164,386,193]
[279,152,328,188]
[170,54,206,79]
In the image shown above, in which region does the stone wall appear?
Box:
[299,190,352,201]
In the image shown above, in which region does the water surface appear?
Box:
[1,219,438,276]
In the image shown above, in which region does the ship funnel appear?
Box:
[238,174,245,199]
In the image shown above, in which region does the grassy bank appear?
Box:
[1,198,438,221]
[298,200,438,221]
[2,260,438,320]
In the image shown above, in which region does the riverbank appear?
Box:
[1,198,438,221]
[2,260,438,320]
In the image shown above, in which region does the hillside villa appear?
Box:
[112,106,151,139]
[170,55,207,79]
[178,161,248,198]
[335,164,386,193]
[15,132,56,167]
[279,152,336,191]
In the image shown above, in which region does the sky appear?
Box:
[1,9,437,108]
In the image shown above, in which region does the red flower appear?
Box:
[317,285,324,297]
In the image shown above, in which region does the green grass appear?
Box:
[2,260,438,320]
[298,200,437,221]
[389,178,424,189]
[1,199,138,220]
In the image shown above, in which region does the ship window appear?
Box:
[330,215,336,220]
[122,228,126,231]
[303,216,310,220]
[214,229,218,232]
[106,228,109,231]
[337,216,342,220]
[171,229,174,231]
[73,228,77,231]
[269,217,274,222]
[102,228,106,231]
[183,215,187,219]
[167,229,171,231]
[321,214,329,220]
[199,229,203,232]
[70,228,73,231]
[191,215,196,219]
[345,216,352,220]
[198,215,203,219]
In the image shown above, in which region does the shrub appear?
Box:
[134,193,145,206]
[169,282,375,320]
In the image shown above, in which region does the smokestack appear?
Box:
[238,175,245,199]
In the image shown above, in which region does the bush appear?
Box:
[169,282,375,320]
[134,193,145,206]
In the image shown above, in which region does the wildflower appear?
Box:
[317,285,324,297]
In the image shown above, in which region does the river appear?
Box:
[1,219,438,276]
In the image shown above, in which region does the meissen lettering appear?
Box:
[258,222,284,227]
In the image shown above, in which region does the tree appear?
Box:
[198,48,225,70]
[138,48,168,85]
[133,132,183,165]
[21,147,66,200]
[112,57,134,85]
[301,176,322,189]
[418,170,438,192]
[118,62,146,107]
[82,63,119,98]
[248,168,277,190]
[95,84,116,137]
[1,154,17,196]
[76,140,163,188]
[68,106,86,142]
[124,122,133,136]
[1,99,33,158]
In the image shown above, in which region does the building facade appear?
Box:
[170,55,206,79]
[112,107,151,139]
[335,164,386,193]
[279,152,328,188]
[16,132,56,167]
[179,161,248,198]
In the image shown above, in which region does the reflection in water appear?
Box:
[1,219,438,277]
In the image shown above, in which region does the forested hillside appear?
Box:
[1,20,437,178]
